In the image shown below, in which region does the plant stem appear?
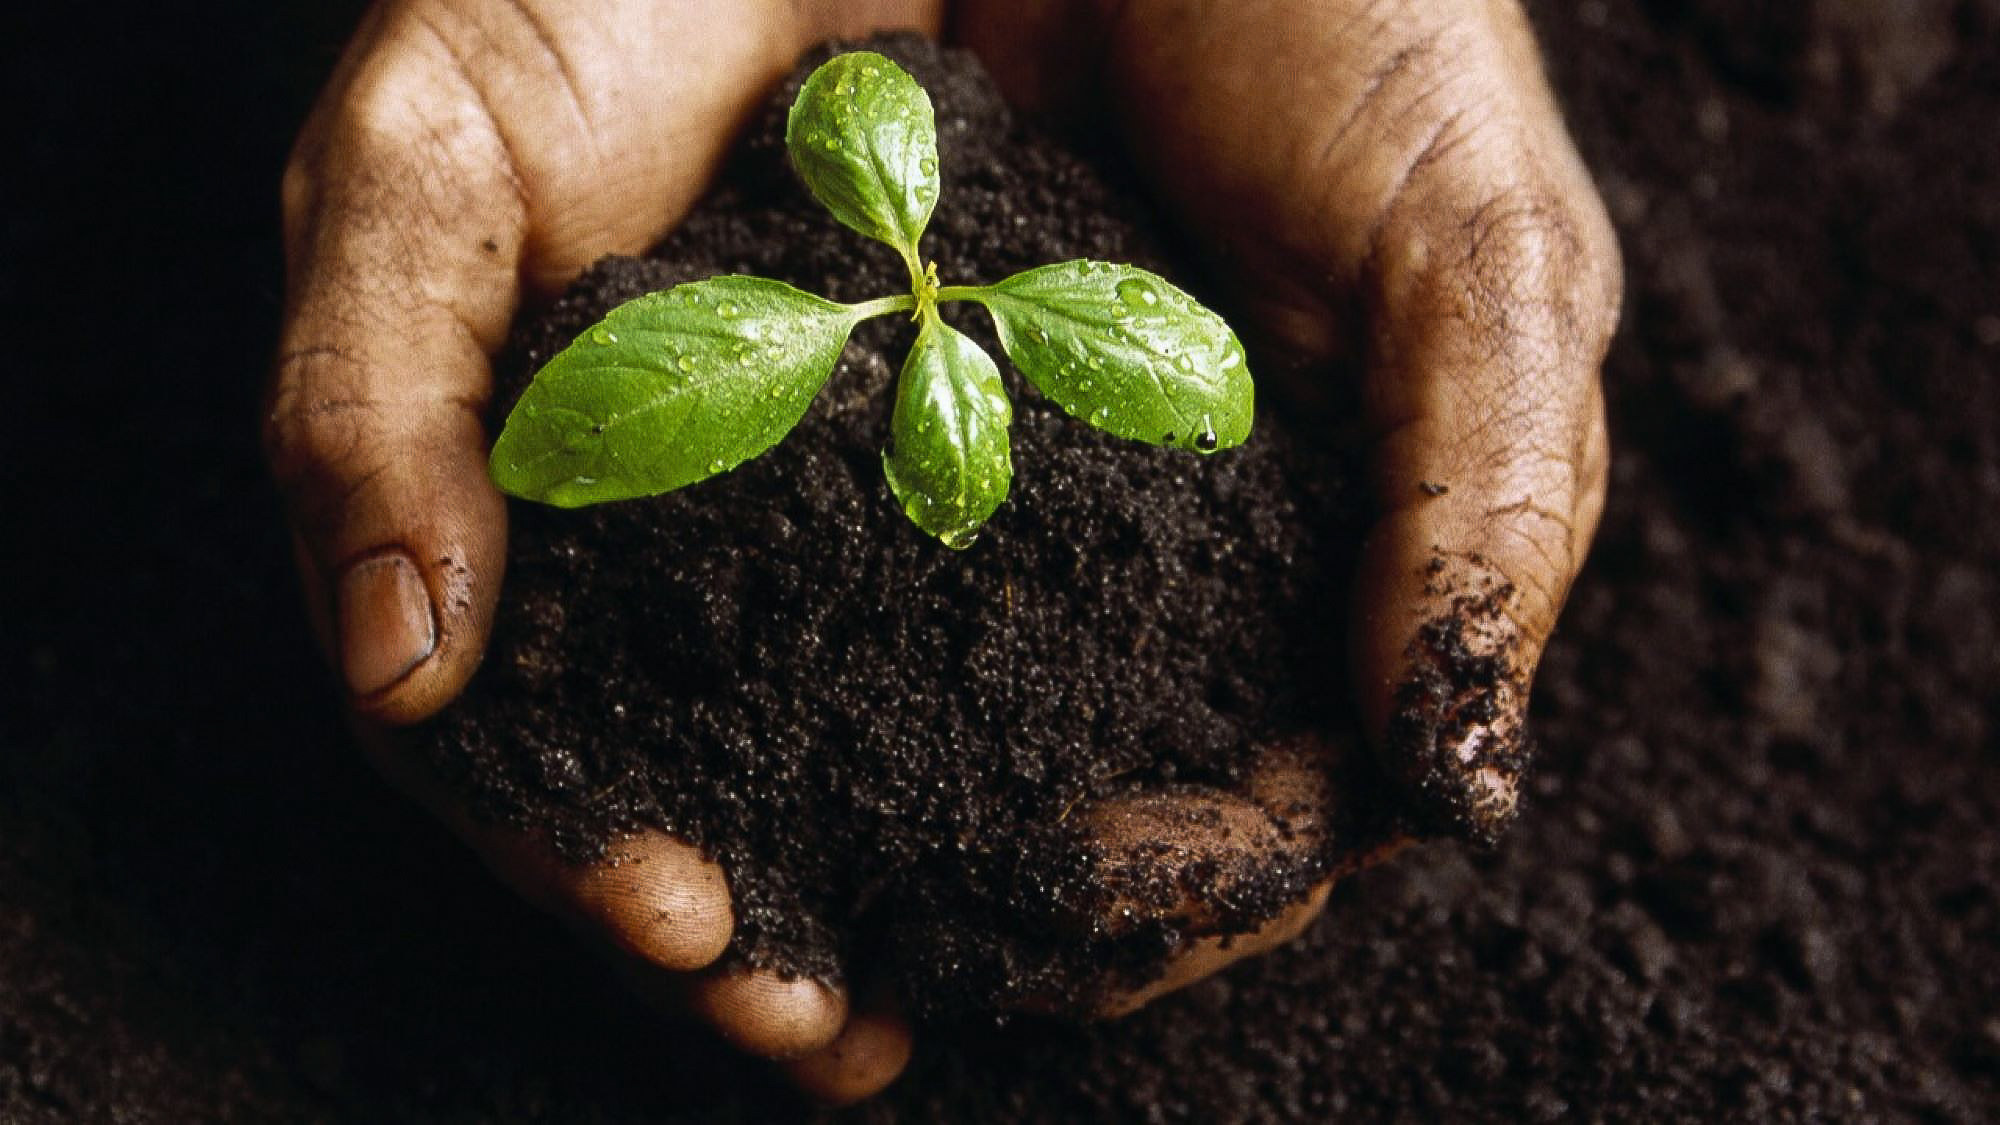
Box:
[847,293,919,321]
[934,285,988,304]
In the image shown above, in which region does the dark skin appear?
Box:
[268,0,1619,1104]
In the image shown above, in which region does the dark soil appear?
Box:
[3,0,1997,1121]
[424,36,1374,1016]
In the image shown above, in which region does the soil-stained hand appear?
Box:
[957,0,1620,1004]
[266,0,936,1104]
[274,0,1615,1094]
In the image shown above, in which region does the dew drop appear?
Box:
[591,328,616,346]
[677,355,696,372]
[708,459,727,474]
[718,301,740,318]
[1092,406,1112,424]
[1195,416,1220,452]
[919,158,938,176]
[1115,277,1160,310]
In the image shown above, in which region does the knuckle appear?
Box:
[1390,170,1623,379]
[330,80,436,172]
[1456,185,1610,359]
[262,350,385,495]
[312,23,507,212]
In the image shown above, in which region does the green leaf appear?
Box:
[975,261,1254,453]
[490,277,856,507]
[883,316,1013,549]
[785,51,939,263]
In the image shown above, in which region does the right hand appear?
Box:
[266,0,938,1104]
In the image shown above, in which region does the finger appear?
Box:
[476,825,735,973]
[780,992,913,1105]
[1069,741,1406,1016]
[1095,883,1331,1019]
[682,966,848,1059]
[469,808,841,1059]
[362,723,839,1057]
[355,723,736,971]
[1342,7,1623,843]
[267,19,525,724]
[1081,741,1336,937]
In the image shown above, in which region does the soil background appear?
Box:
[3,1,1996,1121]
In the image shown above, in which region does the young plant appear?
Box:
[490,51,1253,548]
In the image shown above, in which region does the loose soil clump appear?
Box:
[423,36,1381,1016]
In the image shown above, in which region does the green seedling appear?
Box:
[490,50,1253,548]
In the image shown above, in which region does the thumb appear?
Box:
[1352,175,1620,845]
[264,36,522,724]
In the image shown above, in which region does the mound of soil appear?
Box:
[423,37,1379,1015]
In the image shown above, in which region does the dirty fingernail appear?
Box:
[337,551,436,698]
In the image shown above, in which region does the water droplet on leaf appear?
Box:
[1115,278,1160,310]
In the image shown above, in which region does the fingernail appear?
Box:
[337,551,436,698]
